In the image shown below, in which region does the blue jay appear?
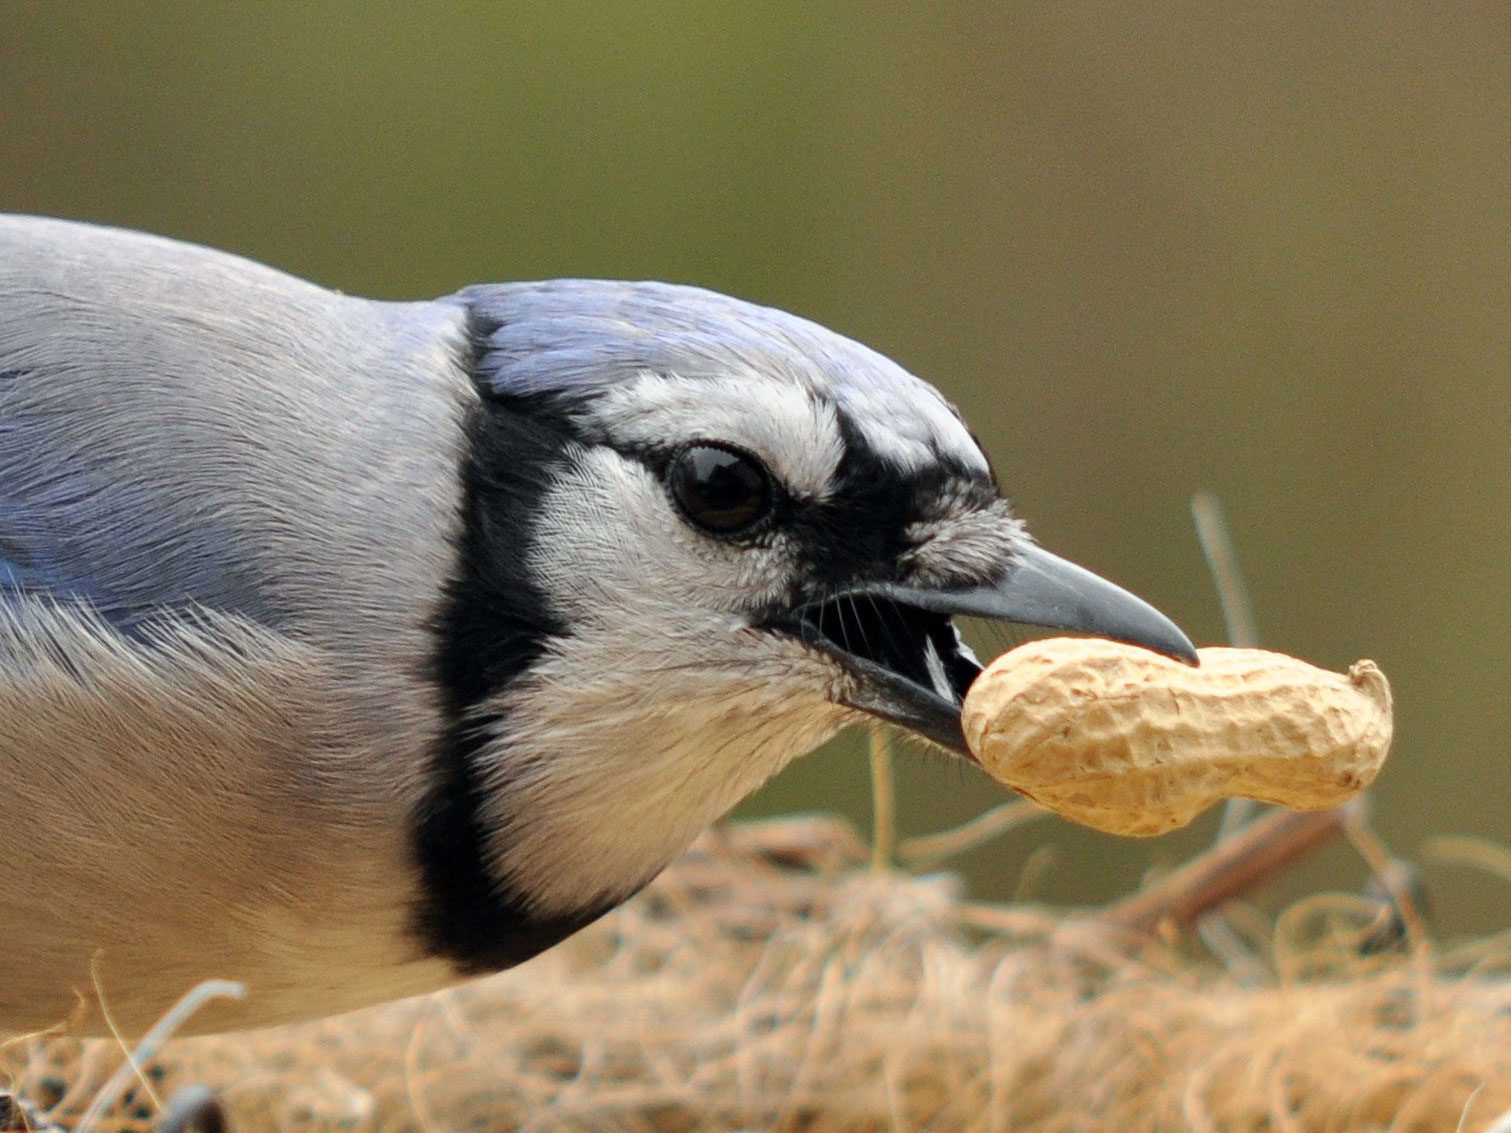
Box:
[0,216,1193,1034]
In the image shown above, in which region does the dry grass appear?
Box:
[2,815,1506,1132]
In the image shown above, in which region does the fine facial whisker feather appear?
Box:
[844,595,866,659]
[864,592,907,672]
[833,594,852,656]
[851,593,879,664]
[804,582,841,647]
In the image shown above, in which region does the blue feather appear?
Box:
[459,280,986,476]
[0,497,109,610]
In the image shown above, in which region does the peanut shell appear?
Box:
[962,639,1393,837]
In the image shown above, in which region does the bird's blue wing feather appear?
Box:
[0,432,240,635]
[0,494,109,610]
[0,214,473,652]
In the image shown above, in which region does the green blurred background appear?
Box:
[2,5,1505,934]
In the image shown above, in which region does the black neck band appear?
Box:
[411,310,610,972]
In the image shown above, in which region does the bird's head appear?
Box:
[420,280,1193,967]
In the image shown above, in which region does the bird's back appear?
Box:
[0,216,468,635]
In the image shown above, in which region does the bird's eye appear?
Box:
[667,444,773,535]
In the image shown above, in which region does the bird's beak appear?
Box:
[782,543,1195,757]
[881,544,1197,664]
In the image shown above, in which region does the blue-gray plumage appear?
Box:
[0,215,1193,1035]
[463,280,976,469]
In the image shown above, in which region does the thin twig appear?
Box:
[1190,491,1259,649]
[76,979,247,1133]
[1190,491,1262,844]
[1342,812,1431,958]
[868,726,896,871]
[898,799,1045,870]
[1096,805,1352,935]
[1421,836,1511,886]
[1188,491,1271,973]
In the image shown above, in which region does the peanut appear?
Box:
[961,639,1393,837]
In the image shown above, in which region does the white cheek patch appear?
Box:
[585,371,843,500]
[474,624,852,919]
[527,446,800,622]
[488,441,859,918]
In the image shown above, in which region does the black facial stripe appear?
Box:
[415,335,611,973]
[786,410,997,593]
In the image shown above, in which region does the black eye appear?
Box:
[668,444,773,535]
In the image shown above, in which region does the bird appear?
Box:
[0,215,1195,1035]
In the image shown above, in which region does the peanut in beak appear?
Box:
[962,639,1393,838]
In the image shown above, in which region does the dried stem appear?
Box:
[898,799,1045,870]
[1190,491,1262,844]
[76,979,246,1133]
[1096,806,1351,935]
[1190,491,1259,650]
[868,726,896,871]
